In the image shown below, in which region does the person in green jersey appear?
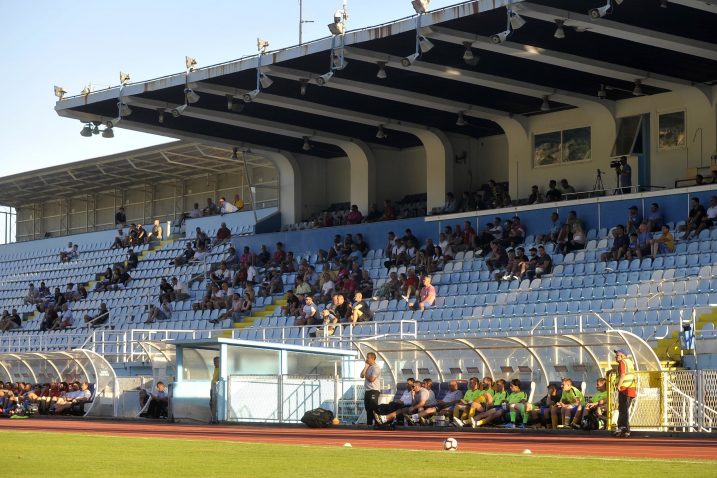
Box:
[471,379,508,427]
[453,377,481,426]
[578,377,608,429]
[551,377,585,428]
[501,379,531,429]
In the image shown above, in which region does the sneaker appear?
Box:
[571,422,581,430]
[419,417,428,426]
[453,417,465,427]
[473,419,485,428]
[622,430,631,438]
[518,423,526,429]
[502,422,516,429]
[373,411,385,425]
[612,428,625,437]
[405,414,417,426]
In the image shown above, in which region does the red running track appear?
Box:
[3,418,717,460]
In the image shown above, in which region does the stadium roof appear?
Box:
[53,0,717,162]
[0,142,272,208]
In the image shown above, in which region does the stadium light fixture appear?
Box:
[597,84,607,99]
[316,71,334,86]
[331,54,348,70]
[589,2,611,19]
[508,10,526,30]
[185,56,197,72]
[411,0,430,14]
[118,102,132,116]
[299,79,309,95]
[259,72,274,89]
[101,126,114,138]
[401,52,419,67]
[462,42,478,66]
[417,35,434,53]
[554,19,566,39]
[171,104,187,117]
[158,109,165,124]
[328,8,346,35]
[119,71,131,85]
[54,85,67,100]
[257,38,270,53]
[632,79,643,96]
[540,95,551,112]
[376,62,388,79]
[184,88,200,104]
[489,30,511,44]
[376,125,388,139]
[242,88,260,103]
[302,137,312,151]
[456,111,466,126]
[80,85,91,96]
[80,123,93,137]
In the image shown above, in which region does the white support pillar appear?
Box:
[414,129,454,213]
[261,150,303,225]
[338,140,375,213]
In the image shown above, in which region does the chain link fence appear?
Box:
[607,370,717,432]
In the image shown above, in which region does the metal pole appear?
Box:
[241,152,259,225]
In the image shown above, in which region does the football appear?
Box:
[443,437,458,451]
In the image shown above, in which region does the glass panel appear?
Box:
[181,348,217,381]
[285,351,341,377]
[226,347,279,376]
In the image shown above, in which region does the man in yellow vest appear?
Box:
[210,356,220,424]
[614,349,636,437]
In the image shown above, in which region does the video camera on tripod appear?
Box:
[609,159,622,169]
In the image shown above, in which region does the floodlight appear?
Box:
[299,79,309,95]
[632,79,643,96]
[316,71,334,86]
[328,15,346,35]
[102,126,114,138]
[376,125,388,139]
[80,85,91,96]
[80,124,93,137]
[92,123,100,135]
[540,96,551,112]
[509,11,526,30]
[158,109,165,124]
[554,19,566,39]
[302,137,312,151]
[401,52,419,67]
[119,71,131,85]
[376,62,387,79]
[598,84,607,99]
[171,104,187,117]
[118,102,132,116]
[462,42,478,66]
[257,38,270,53]
[589,3,611,19]
[417,35,434,53]
[259,73,274,89]
[54,85,67,100]
[242,89,260,103]
[332,54,348,70]
[184,88,200,104]
[105,117,120,128]
[456,111,466,126]
[489,30,511,44]
[411,0,430,14]
[185,56,197,71]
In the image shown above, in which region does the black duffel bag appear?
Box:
[301,408,334,428]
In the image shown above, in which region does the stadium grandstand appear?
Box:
[1,0,717,437]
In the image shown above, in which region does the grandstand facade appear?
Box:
[1,0,716,430]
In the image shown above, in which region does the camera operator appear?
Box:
[612,156,632,194]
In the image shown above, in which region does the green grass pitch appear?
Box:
[3,430,715,477]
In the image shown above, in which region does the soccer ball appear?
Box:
[443,437,458,451]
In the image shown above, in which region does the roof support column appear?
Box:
[416,129,454,214]
[494,118,531,200]
[339,140,375,214]
[259,150,303,225]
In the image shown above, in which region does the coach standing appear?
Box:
[361,352,381,427]
[614,349,636,437]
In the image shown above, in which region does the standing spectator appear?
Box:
[115,207,127,227]
[345,204,363,225]
[645,203,664,232]
[618,156,632,194]
[361,352,381,426]
[218,196,238,215]
[614,349,636,437]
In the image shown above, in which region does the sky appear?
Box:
[0,0,460,178]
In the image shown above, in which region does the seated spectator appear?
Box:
[408,275,436,311]
[146,219,163,243]
[57,303,73,329]
[442,192,459,214]
[294,295,318,327]
[23,283,39,306]
[681,197,707,240]
[468,379,509,428]
[506,216,526,247]
[84,303,109,327]
[282,251,298,273]
[188,202,202,219]
[626,205,641,235]
[695,174,705,186]
[233,194,245,211]
[492,184,511,208]
[173,243,195,266]
[59,242,75,263]
[629,223,652,261]
[559,222,586,254]
[40,305,58,332]
[365,203,382,222]
[127,224,139,247]
[136,224,148,244]
[328,293,350,323]
[528,185,543,205]
[214,222,231,246]
[269,242,286,268]
[381,199,397,221]
[535,384,560,428]
[145,300,172,324]
[545,179,561,202]
[310,308,339,337]
[115,207,127,227]
[203,198,219,216]
[550,377,584,429]
[210,262,233,288]
[645,202,664,232]
[0,309,21,332]
[110,229,126,249]
[649,224,675,259]
[345,204,363,224]
[349,292,373,324]
[374,271,399,300]
[559,179,576,198]
[195,227,210,251]
[218,196,238,215]
[170,277,190,301]
[537,212,561,244]
[601,225,629,262]
[693,196,717,238]
[453,377,494,427]
[211,292,252,325]
[158,277,173,303]
[126,249,139,270]
[485,240,508,272]
[141,382,169,419]
[359,270,373,298]
[535,245,552,278]
[281,291,301,317]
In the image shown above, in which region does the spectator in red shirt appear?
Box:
[346,204,363,225]
[270,242,286,267]
[214,222,231,245]
[381,200,397,221]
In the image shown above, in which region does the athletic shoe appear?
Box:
[405,414,417,426]
[472,418,486,428]
[373,411,385,425]
[453,417,465,427]
[518,423,526,429]
[571,422,581,430]
[612,428,625,437]
[502,422,516,429]
[622,430,631,438]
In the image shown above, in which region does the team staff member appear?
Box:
[210,356,220,424]
[614,349,636,437]
[361,352,381,426]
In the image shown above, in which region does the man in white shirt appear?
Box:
[171,277,190,301]
[219,196,238,214]
[55,382,92,414]
[294,295,317,326]
[361,352,381,426]
[695,195,717,237]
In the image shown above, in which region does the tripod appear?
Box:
[593,169,605,197]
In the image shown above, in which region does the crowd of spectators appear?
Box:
[373,375,606,430]
[111,219,163,250]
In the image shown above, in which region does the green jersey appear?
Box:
[589,390,607,404]
[507,391,527,404]
[463,388,482,402]
[560,386,585,405]
[492,390,508,403]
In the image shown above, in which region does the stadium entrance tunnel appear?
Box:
[354,330,661,395]
[0,349,118,416]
